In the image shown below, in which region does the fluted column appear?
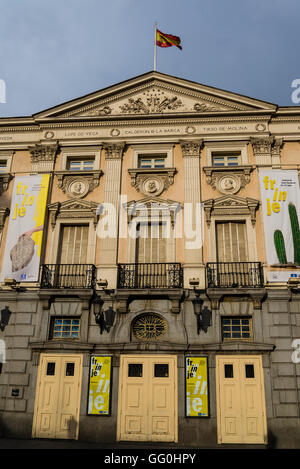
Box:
[98,143,125,288]
[180,140,204,288]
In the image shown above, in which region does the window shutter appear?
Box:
[136,223,166,263]
[216,222,247,262]
[59,225,89,264]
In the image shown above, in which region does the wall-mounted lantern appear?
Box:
[192,298,211,334]
[93,297,116,334]
[0,306,12,331]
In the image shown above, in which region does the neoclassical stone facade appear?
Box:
[0,71,299,448]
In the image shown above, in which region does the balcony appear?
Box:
[40,264,96,289]
[117,263,183,289]
[206,262,264,288]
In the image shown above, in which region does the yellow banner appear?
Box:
[186,357,209,417]
[88,356,112,415]
[1,174,50,282]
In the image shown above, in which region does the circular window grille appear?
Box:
[132,313,167,341]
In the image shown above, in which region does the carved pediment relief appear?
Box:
[35,72,276,120]
[48,199,99,229]
[68,84,249,117]
[203,195,259,227]
[122,196,182,227]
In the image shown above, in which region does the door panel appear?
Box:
[32,354,83,440]
[117,355,177,442]
[216,355,267,444]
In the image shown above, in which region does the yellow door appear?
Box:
[216,355,267,444]
[32,354,83,439]
[117,355,178,442]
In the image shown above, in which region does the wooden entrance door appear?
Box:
[117,355,178,442]
[216,355,267,444]
[32,354,83,439]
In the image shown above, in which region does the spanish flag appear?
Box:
[156,29,182,50]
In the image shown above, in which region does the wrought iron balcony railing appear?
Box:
[117,263,183,289]
[206,262,264,288]
[40,264,96,289]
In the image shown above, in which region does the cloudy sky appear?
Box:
[0,0,299,117]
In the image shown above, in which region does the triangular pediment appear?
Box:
[47,199,99,229]
[34,71,277,120]
[49,199,99,211]
[124,196,182,212]
[205,195,259,208]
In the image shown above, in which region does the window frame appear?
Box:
[60,146,101,171]
[138,155,166,169]
[0,150,13,173]
[212,152,241,167]
[131,144,174,169]
[221,316,253,341]
[67,157,95,171]
[49,316,81,340]
[205,142,248,167]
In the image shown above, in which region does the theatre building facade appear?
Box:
[0,72,299,448]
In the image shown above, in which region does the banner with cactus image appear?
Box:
[259,170,300,282]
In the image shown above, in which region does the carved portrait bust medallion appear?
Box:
[217,174,241,195]
[140,176,164,197]
[66,177,89,198]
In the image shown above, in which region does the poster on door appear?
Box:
[259,170,300,282]
[88,356,112,415]
[185,356,209,417]
[0,174,50,282]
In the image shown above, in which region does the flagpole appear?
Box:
[154,22,157,71]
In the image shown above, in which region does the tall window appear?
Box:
[216,221,248,262]
[136,222,166,263]
[58,225,89,264]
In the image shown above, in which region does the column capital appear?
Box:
[179,140,203,158]
[103,142,125,160]
[28,142,59,163]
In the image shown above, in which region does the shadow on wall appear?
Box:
[267,430,277,449]
[67,416,78,440]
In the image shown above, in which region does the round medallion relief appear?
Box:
[140,176,164,197]
[217,174,241,195]
[66,178,89,198]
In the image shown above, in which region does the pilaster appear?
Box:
[180,140,204,288]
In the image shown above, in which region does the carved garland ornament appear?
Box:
[203,166,253,195]
[128,168,176,197]
[119,94,183,114]
[56,171,103,198]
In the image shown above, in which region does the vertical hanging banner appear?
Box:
[259,170,300,282]
[185,356,209,417]
[1,175,50,282]
[88,356,112,415]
